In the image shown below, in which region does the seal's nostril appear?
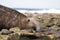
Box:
[32,27,36,31]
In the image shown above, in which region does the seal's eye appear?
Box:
[28,19,30,22]
[25,19,30,23]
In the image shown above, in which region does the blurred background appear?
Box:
[0,0,60,8]
[0,0,60,13]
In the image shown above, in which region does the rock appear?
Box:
[8,33,20,40]
[47,34,56,40]
[0,33,20,40]
[0,35,8,40]
[20,36,31,40]
[9,27,21,35]
[38,36,51,40]
[56,37,60,40]
[9,27,20,33]
[1,29,12,35]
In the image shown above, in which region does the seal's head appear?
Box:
[24,18,41,32]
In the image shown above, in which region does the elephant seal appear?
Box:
[0,5,41,32]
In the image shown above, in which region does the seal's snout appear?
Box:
[32,26,36,31]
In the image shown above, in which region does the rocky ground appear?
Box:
[0,13,60,40]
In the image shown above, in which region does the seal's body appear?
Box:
[0,5,31,30]
[0,5,41,32]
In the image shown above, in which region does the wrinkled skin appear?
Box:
[0,5,41,32]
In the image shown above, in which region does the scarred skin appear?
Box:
[0,5,41,32]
